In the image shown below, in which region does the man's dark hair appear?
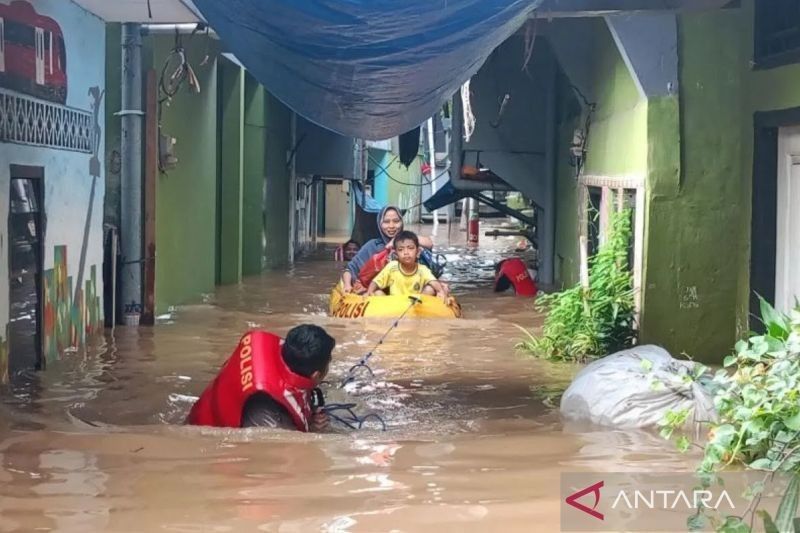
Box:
[282,324,335,377]
[344,239,360,248]
[394,230,419,248]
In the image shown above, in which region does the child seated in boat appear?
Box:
[367,231,448,301]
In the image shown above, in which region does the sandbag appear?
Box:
[559,345,717,429]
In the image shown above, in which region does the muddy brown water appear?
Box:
[0,223,696,532]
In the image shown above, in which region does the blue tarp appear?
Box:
[423,179,469,212]
[191,0,541,140]
[352,181,382,214]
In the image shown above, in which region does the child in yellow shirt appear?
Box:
[367,231,448,301]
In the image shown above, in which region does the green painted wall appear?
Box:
[150,36,220,313]
[370,150,424,209]
[554,114,581,287]
[264,93,292,269]
[388,157,423,209]
[638,11,745,362]
[552,21,646,287]
[218,60,245,285]
[103,32,294,312]
[243,75,268,276]
[736,0,800,337]
[548,3,800,361]
[745,0,800,115]
[584,24,648,178]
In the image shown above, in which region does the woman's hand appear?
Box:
[342,272,354,293]
[419,235,434,249]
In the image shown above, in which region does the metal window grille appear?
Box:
[755,0,800,65]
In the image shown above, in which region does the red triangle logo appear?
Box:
[565,480,605,520]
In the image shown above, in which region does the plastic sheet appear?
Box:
[191,0,542,139]
[560,345,718,429]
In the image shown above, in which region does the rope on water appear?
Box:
[315,296,421,431]
[322,403,387,431]
[339,296,422,388]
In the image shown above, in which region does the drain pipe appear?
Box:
[119,23,143,324]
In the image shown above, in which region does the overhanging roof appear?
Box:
[72,0,204,23]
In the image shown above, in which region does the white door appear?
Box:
[775,127,800,313]
[325,182,351,235]
[35,27,45,85]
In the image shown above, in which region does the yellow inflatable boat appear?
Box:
[329,284,462,319]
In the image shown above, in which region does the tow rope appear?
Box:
[311,389,388,431]
[339,295,421,388]
[319,295,422,431]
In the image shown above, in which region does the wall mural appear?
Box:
[0,1,105,379]
[0,0,68,104]
[0,1,94,153]
[43,245,101,362]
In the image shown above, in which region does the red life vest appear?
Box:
[358,248,391,286]
[185,331,315,431]
[494,258,537,297]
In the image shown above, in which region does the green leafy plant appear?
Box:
[516,208,636,362]
[661,297,800,532]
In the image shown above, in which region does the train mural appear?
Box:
[0,0,68,104]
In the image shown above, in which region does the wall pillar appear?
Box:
[218,60,245,284]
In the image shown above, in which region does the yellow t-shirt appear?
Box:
[372,261,436,296]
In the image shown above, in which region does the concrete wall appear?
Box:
[553,76,583,287]
[0,0,106,378]
[104,30,297,312]
[217,58,244,286]
[583,25,648,178]
[370,149,424,210]
[552,19,646,287]
[549,12,744,361]
[263,91,292,269]
[737,0,800,331]
[624,1,800,361]
[637,10,743,361]
[149,35,220,313]
[462,35,550,204]
[105,30,222,313]
[549,12,752,362]
[387,156,423,211]
[243,75,267,277]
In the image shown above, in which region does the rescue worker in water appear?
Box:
[185,325,335,431]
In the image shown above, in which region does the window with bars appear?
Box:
[754,0,800,69]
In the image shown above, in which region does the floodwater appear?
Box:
[0,222,697,532]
